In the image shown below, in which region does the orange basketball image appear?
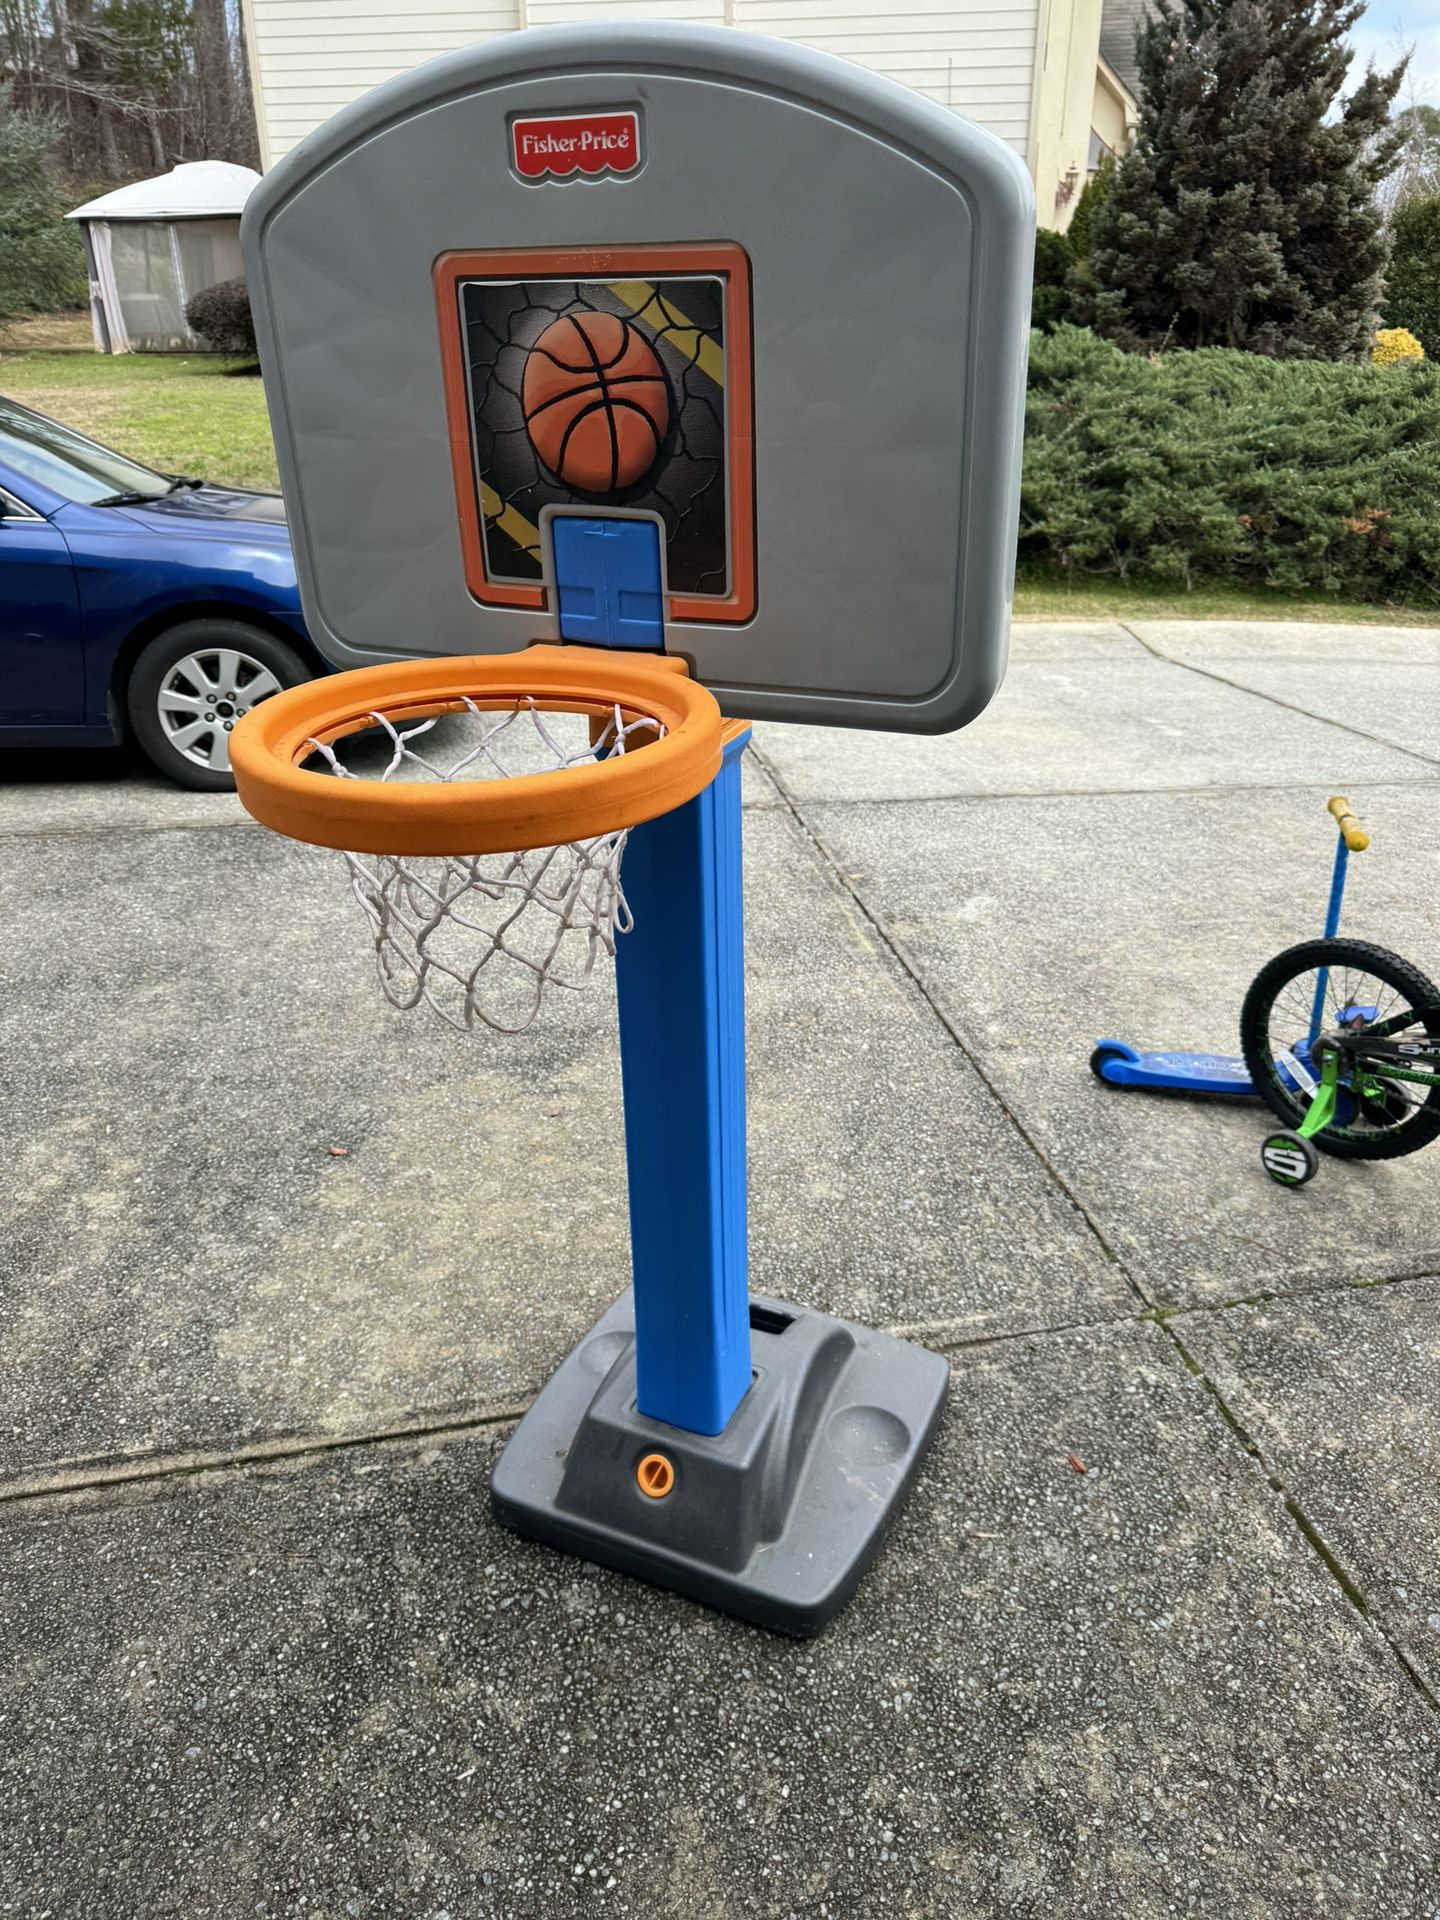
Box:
[522,311,670,494]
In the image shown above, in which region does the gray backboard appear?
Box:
[243,24,1034,733]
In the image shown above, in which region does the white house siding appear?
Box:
[735,0,1036,155]
[245,0,522,164]
[526,1,726,23]
[243,0,1041,167]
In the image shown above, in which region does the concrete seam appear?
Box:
[1118,622,1440,771]
[913,1263,1440,1356]
[4,1269,1436,1510]
[0,817,268,842]
[0,1403,527,1511]
[777,773,1440,812]
[915,1310,1129,1352]
[1161,1319,1440,1717]
[747,741,1154,1312]
[1144,1262,1440,1324]
[0,801,781,843]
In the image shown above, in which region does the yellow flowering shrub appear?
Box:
[1373,327,1425,366]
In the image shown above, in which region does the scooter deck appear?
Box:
[1092,1040,1257,1097]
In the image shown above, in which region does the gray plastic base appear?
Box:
[490,1292,949,1637]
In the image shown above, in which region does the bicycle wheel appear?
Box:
[1239,939,1440,1160]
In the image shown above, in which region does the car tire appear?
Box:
[126,620,312,792]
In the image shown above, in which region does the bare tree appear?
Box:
[0,0,259,188]
[1379,101,1440,210]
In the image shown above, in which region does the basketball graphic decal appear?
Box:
[445,249,752,615]
[522,311,670,494]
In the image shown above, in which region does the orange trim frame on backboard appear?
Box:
[435,243,755,625]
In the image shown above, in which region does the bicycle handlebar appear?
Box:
[1328,795,1370,852]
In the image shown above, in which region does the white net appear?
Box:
[305,697,662,1034]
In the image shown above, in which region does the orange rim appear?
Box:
[229,645,725,856]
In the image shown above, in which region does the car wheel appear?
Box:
[126,620,312,792]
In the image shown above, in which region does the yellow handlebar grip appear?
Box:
[1328,795,1369,852]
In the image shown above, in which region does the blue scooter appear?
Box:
[1090,795,1369,1099]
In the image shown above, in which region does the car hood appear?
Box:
[112,486,290,536]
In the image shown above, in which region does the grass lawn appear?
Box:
[0,347,280,493]
[5,334,1440,630]
[1011,567,1440,628]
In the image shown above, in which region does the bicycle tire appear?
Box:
[1239,938,1440,1160]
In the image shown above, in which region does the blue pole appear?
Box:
[611,727,753,1436]
[1307,831,1350,1046]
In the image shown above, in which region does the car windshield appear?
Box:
[0,396,171,505]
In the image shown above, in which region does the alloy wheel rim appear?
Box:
[157,647,284,772]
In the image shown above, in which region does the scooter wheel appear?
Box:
[1260,1130,1319,1188]
[1089,1045,1126,1084]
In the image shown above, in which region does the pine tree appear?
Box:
[1066,155,1115,264]
[1077,0,1406,359]
[1065,155,1115,319]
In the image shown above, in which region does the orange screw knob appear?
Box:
[636,1453,675,1499]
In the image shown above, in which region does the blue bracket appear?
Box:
[612,728,752,1436]
[551,515,665,651]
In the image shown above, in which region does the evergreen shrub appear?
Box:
[1032,228,1075,332]
[1384,196,1440,354]
[0,91,86,319]
[1022,325,1440,603]
[184,277,256,356]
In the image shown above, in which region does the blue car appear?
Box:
[0,395,322,790]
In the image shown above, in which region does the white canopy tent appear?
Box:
[67,162,261,354]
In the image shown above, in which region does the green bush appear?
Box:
[1384,196,1440,356]
[1022,325,1440,604]
[1032,227,1075,332]
[0,91,87,320]
[184,277,257,356]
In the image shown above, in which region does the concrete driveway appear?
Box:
[3,619,1439,1916]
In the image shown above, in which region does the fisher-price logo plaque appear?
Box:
[511,112,641,182]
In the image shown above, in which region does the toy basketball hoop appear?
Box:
[231,645,724,1033]
[237,20,1033,1634]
